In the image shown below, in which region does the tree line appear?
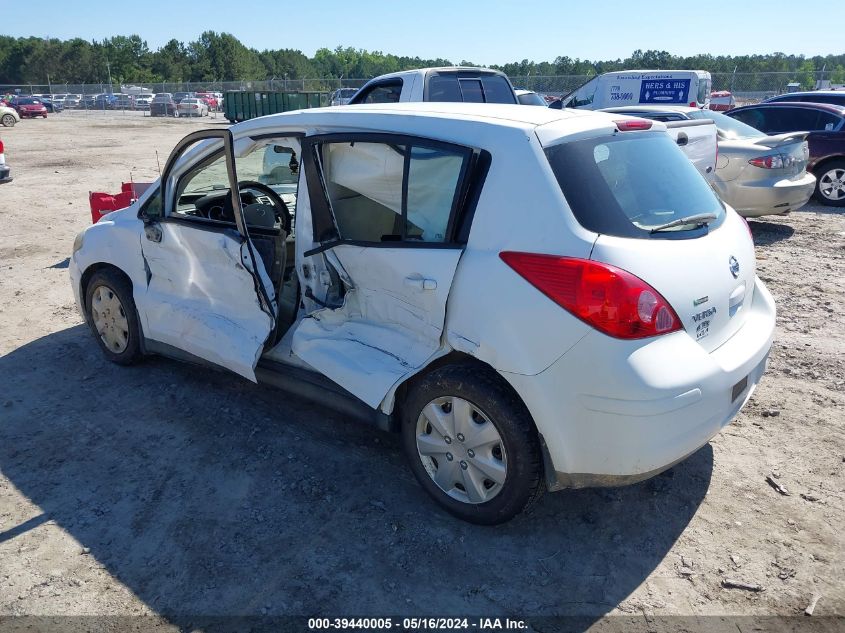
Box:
[1,32,843,85]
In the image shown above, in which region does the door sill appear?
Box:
[255,358,397,432]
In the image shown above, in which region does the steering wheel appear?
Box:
[235,180,292,233]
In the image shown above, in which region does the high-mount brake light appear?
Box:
[614,119,653,132]
[499,252,682,339]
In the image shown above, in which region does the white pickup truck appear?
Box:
[606,109,717,180]
[348,67,518,105]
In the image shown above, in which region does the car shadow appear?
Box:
[0,325,713,625]
[748,219,795,245]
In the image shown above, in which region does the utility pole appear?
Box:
[106,61,113,94]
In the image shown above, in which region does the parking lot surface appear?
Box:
[0,112,843,623]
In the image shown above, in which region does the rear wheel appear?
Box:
[84,270,142,365]
[815,160,845,207]
[1,113,15,127]
[401,364,544,524]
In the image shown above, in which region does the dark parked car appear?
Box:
[172,91,194,103]
[12,97,48,119]
[764,90,845,107]
[94,94,118,109]
[726,102,845,206]
[39,97,63,113]
[150,94,178,117]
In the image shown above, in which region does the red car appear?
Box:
[195,93,218,110]
[13,97,48,119]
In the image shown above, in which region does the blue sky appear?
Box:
[5,0,840,64]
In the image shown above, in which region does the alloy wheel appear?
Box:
[819,168,845,202]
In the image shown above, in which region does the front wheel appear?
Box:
[84,270,143,365]
[1,113,15,127]
[401,364,544,524]
[815,161,845,207]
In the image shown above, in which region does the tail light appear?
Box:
[749,154,785,169]
[0,140,4,154]
[614,119,652,131]
[500,252,682,339]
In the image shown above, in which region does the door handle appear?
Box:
[404,276,437,291]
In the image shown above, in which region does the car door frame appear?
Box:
[294,131,488,409]
[300,131,478,249]
[137,127,278,378]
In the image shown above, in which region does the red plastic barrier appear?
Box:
[89,182,153,223]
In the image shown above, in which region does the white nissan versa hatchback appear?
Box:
[70,103,775,524]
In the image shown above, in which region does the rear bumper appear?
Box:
[502,276,776,490]
[0,164,11,184]
[716,172,816,217]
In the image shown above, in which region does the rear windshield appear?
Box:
[426,73,516,104]
[546,132,724,239]
[688,110,765,140]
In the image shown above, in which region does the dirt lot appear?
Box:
[0,111,843,629]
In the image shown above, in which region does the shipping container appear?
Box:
[224,91,327,122]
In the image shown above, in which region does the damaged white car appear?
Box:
[70,103,775,524]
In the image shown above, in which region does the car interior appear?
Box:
[171,141,302,342]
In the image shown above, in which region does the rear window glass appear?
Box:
[546,132,724,239]
[688,110,765,139]
[480,76,516,103]
[427,73,516,104]
[459,79,484,103]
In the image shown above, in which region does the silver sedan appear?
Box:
[601,106,816,218]
[176,98,209,117]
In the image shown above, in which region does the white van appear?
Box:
[556,70,712,110]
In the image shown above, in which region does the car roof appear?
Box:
[731,101,845,116]
[601,105,699,114]
[769,90,845,98]
[233,102,644,149]
[362,66,507,82]
[244,102,592,128]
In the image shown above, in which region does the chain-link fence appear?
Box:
[2,71,839,108]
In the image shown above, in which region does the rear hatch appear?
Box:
[543,125,756,351]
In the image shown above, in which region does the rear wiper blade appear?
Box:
[650,212,718,233]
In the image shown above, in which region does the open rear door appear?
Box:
[292,133,479,409]
[138,129,278,381]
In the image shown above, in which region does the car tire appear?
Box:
[401,363,544,524]
[1,114,15,127]
[84,269,143,366]
[814,160,845,207]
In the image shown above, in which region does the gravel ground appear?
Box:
[0,111,842,629]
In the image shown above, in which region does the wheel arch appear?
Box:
[79,262,134,322]
[811,154,845,178]
[389,350,550,482]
